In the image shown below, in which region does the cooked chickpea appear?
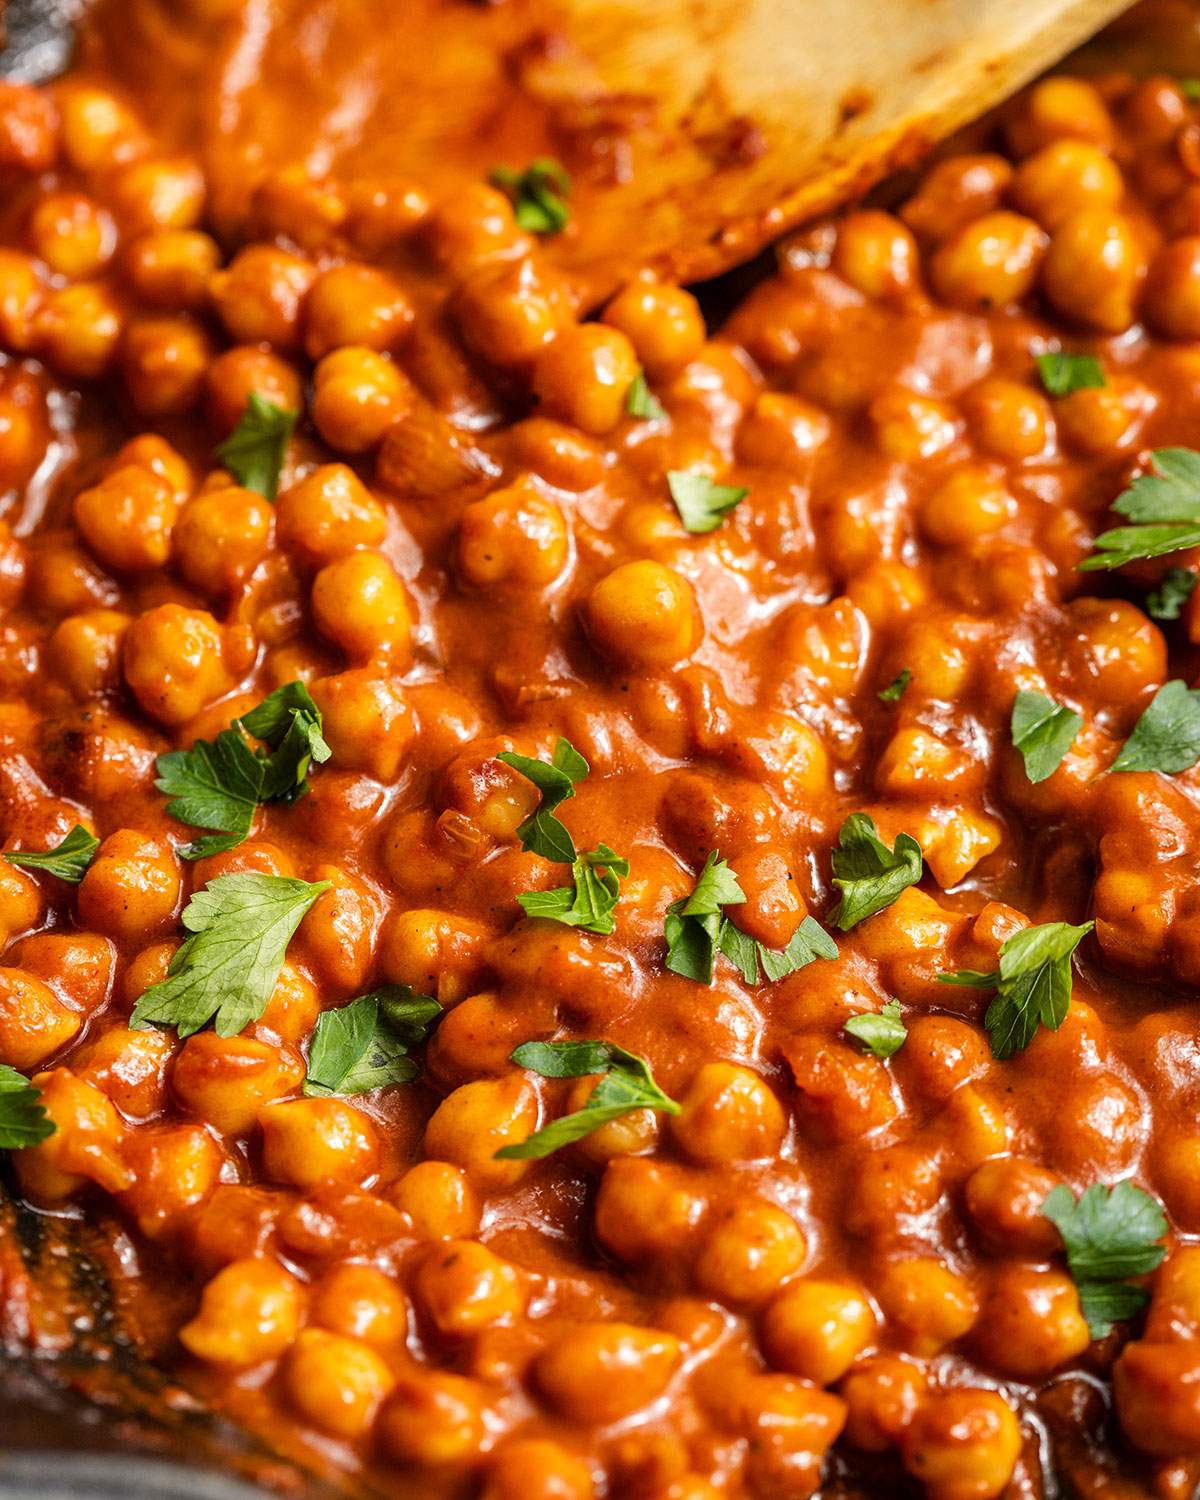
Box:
[929,211,1047,310]
[423,1074,539,1191]
[972,1264,1089,1378]
[122,604,232,725]
[55,83,143,172]
[206,345,302,434]
[0,967,81,1070]
[532,323,640,436]
[693,1196,806,1306]
[762,1279,877,1385]
[1010,77,1114,156]
[587,560,698,669]
[0,81,58,173]
[77,830,180,946]
[378,1371,488,1466]
[458,476,569,590]
[388,1159,481,1240]
[108,156,205,234]
[876,1258,978,1355]
[275,463,388,565]
[74,1025,173,1119]
[311,549,414,662]
[737,391,831,469]
[1041,209,1145,333]
[284,1327,394,1437]
[35,281,123,378]
[122,229,220,311]
[74,465,181,573]
[179,1256,306,1367]
[209,245,314,351]
[594,1156,707,1262]
[119,1121,224,1240]
[309,669,414,781]
[121,314,211,417]
[0,863,42,950]
[47,609,131,698]
[481,1440,595,1500]
[604,279,705,377]
[833,211,919,298]
[310,1263,406,1344]
[304,263,413,359]
[965,378,1050,461]
[536,1322,680,1424]
[415,1238,523,1339]
[1144,237,1200,340]
[901,1389,1022,1500]
[920,466,1014,546]
[1115,1340,1200,1456]
[424,181,531,279]
[28,192,115,279]
[312,347,411,453]
[963,1157,1061,1256]
[900,154,1012,243]
[670,1062,786,1165]
[841,1355,927,1451]
[13,1067,130,1202]
[172,1033,303,1135]
[1011,140,1124,230]
[172,485,273,593]
[0,250,43,350]
[259,1097,380,1189]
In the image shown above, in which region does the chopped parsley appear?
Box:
[0,1065,54,1149]
[1111,679,1200,774]
[517,843,629,935]
[213,392,296,500]
[1146,567,1197,621]
[1080,447,1200,572]
[877,668,911,704]
[131,873,330,1038]
[155,681,330,860]
[1041,1181,1167,1338]
[304,987,441,1097]
[489,158,571,234]
[940,919,1093,1059]
[1180,77,1200,102]
[667,470,749,534]
[843,1000,907,1059]
[664,851,836,985]
[496,738,588,863]
[1035,351,1105,397]
[4,824,98,884]
[627,371,665,421]
[830,813,922,930]
[495,1039,678,1159]
[1011,689,1083,784]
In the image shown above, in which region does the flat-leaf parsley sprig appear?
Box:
[1081,447,1200,571]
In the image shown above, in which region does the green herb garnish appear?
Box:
[496,738,588,863]
[877,668,911,704]
[304,987,441,1097]
[4,825,98,884]
[1146,567,1197,621]
[1041,1181,1167,1338]
[213,393,296,500]
[1035,352,1105,397]
[1011,689,1083,784]
[517,843,629,935]
[667,470,749,534]
[627,371,665,421]
[830,814,922,930]
[843,999,907,1058]
[1111,679,1200,774]
[1080,448,1200,572]
[0,1065,54,1149]
[495,1039,678,1159]
[489,158,571,234]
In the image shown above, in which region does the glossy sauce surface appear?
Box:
[4,9,1200,1500]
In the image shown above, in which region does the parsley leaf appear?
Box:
[939,919,1094,1059]
[665,852,836,984]
[1181,77,1200,101]
[0,1064,54,1149]
[1035,351,1105,397]
[4,825,98,884]
[489,158,571,234]
[830,814,922,930]
[1111,679,1200,774]
[1041,1181,1167,1337]
[517,843,630,935]
[213,392,296,500]
[495,1038,679,1159]
[843,999,907,1058]
[131,873,330,1038]
[1080,448,1200,571]
[155,682,331,860]
[1147,567,1197,621]
[304,986,441,1097]
[667,470,749,534]
[627,371,665,421]
[1011,689,1083,784]
[497,738,588,863]
[878,668,911,704]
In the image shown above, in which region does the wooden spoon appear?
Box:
[71,0,1133,293]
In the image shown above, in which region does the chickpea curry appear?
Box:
[8,4,1200,1499]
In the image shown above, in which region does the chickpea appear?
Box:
[423,1074,538,1191]
[1154,1133,1200,1230]
[452,256,576,373]
[312,347,411,454]
[309,669,413,782]
[920,466,1014,546]
[0,863,42,950]
[841,1355,927,1451]
[587,560,698,669]
[172,485,273,593]
[785,1034,898,1140]
[304,263,413,359]
[458,476,569,590]
[206,346,302,435]
[209,245,314,351]
[74,465,180,574]
[311,549,413,662]
[901,1389,1022,1500]
[12,932,115,1020]
[1009,77,1114,156]
[670,1062,785,1165]
[0,250,43,350]
[122,229,221,311]
[310,1263,406,1345]
[1115,1340,1200,1456]
[1011,140,1124,232]
[415,1238,523,1339]
[77,830,180,947]
[284,1327,393,1437]
[424,181,531,279]
[1067,597,1165,705]
[603,279,705,377]
[536,1321,680,1424]
[47,608,131,698]
[876,1257,978,1355]
[55,83,143,172]
[119,1121,224,1240]
[0,81,58,173]
[111,431,193,496]
[1056,374,1153,456]
[737,391,831,469]
[28,192,115,279]
[388,1160,481,1240]
[295,867,379,995]
[179,1256,306,1367]
[1144,236,1200,340]
[35,281,123,378]
[259,1097,380,1189]
[0,967,81,1070]
[107,156,205,234]
[531,324,640,436]
[13,1068,130,1202]
[929,211,1047,310]
[762,1278,876,1385]
[378,1371,488,1466]
[833,211,919,299]
[172,1033,303,1135]
[121,314,212,417]
[275,463,387,565]
[75,1025,173,1119]
[972,1264,1089,1379]
[122,604,232,725]
[345,177,430,255]
[869,387,958,462]
[693,1196,806,1306]
[594,1156,707,1262]
[963,1157,1061,1256]
[251,165,346,249]
[900,154,1012,243]
[964,378,1050,461]
[1041,209,1145,333]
